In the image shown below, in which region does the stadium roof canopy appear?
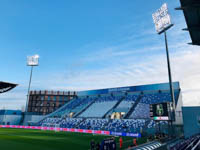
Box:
[0,81,17,94]
[176,0,200,46]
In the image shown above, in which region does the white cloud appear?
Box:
[41,43,200,107]
[0,88,26,110]
[3,33,198,109]
[3,46,199,109]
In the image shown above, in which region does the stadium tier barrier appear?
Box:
[0,125,141,138]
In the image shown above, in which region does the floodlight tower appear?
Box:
[152,3,176,134]
[25,54,39,113]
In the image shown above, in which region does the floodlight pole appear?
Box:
[163,31,176,137]
[25,66,34,113]
[164,31,176,117]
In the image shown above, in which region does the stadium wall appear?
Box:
[23,115,45,126]
[77,82,180,96]
[0,110,22,125]
[0,115,22,125]
[182,106,200,138]
[175,92,183,125]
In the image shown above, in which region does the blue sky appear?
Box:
[0,0,200,109]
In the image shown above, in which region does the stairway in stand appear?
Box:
[123,94,143,119]
[102,96,125,118]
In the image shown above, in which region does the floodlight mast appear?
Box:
[25,55,39,113]
[152,3,176,134]
[164,31,176,119]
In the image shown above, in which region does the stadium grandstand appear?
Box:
[34,82,183,137]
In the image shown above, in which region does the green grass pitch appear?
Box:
[0,128,147,150]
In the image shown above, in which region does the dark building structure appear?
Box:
[0,81,17,93]
[28,90,77,115]
[176,0,200,46]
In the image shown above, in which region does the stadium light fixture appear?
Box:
[27,54,39,66]
[152,3,176,121]
[25,54,39,112]
[152,3,173,34]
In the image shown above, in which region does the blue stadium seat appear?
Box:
[79,95,123,118]
[36,89,181,135]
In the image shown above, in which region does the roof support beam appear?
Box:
[182,27,200,31]
[175,4,200,10]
